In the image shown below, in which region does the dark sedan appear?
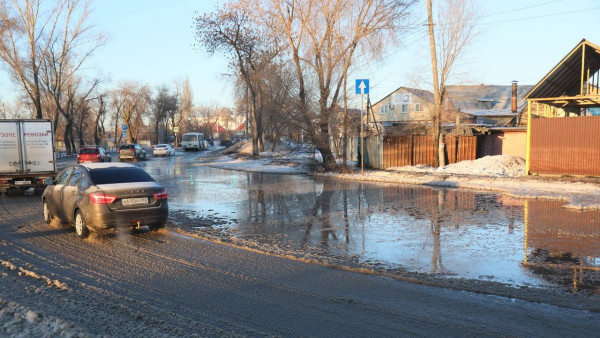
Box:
[42,163,168,238]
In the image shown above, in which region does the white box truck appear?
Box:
[0,119,56,195]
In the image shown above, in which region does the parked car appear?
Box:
[77,145,111,164]
[118,144,146,162]
[152,143,175,156]
[42,163,168,238]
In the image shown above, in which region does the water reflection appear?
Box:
[524,200,600,294]
[144,156,600,292]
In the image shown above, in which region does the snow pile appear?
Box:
[389,155,526,177]
[437,155,526,177]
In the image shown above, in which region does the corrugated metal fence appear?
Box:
[530,116,600,176]
[380,135,477,169]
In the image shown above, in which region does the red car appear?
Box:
[77,146,112,164]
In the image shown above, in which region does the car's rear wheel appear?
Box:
[151,223,166,231]
[43,200,53,224]
[75,210,89,239]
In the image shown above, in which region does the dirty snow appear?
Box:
[0,298,89,338]
[203,140,315,174]
[390,155,526,177]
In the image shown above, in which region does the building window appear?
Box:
[415,103,424,112]
[379,105,389,114]
[401,104,409,113]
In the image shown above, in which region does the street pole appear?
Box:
[360,91,364,175]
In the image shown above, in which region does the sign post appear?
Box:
[173,126,179,147]
[356,79,369,174]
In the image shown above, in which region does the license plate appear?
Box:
[15,180,30,185]
[122,197,148,206]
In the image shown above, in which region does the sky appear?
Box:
[1,0,599,110]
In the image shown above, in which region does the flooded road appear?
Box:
[146,152,600,294]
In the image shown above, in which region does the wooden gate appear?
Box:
[530,116,600,176]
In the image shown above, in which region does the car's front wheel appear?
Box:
[74,210,89,239]
[43,200,53,224]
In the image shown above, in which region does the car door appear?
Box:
[61,168,84,223]
[50,168,73,221]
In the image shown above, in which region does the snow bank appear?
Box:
[389,155,526,177]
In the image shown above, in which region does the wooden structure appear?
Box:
[379,135,477,169]
[525,39,600,176]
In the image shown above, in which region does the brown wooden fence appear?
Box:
[445,135,478,164]
[530,116,600,176]
[382,135,477,169]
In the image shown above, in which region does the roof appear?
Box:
[445,84,533,112]
[372,86,434,107]
[526,39,600,104]
[464,109,517,117]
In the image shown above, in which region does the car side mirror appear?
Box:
[44,178,54,185]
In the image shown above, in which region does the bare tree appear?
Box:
[427,0,478,166]
[195,0,279,156]
[0,0,103,121]
[266,0,415,171]
[113,82,151,144]
[151,85,178,144]
[0,0,60,119]
[91,92,107,146]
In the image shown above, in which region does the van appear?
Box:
[181,132,204,151]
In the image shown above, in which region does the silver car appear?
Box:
[152,143,175,156]
[42,163,168,238]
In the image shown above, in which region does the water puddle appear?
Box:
[146,158,600,294]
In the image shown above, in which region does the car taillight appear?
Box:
[0,180,9,184]
[89,193,117,204]
[153,190,168,200]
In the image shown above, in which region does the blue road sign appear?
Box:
[122,124,127,131]
[355,79,369,94]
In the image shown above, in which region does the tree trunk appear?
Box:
[64,119,73,155]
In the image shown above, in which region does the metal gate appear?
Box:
[529,116,600,176]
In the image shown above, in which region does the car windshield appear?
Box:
[80,148,99,154]
[87,167,155,184]
[119,145,134,150]
[155,145,166,148]
[182,135,197,141]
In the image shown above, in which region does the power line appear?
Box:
[478,0,565,19]
[479,5,600,26]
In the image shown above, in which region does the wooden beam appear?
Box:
[526,101,532,175]
[581,43,586,95]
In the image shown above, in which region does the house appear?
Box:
[445,83,533,127]
[362,81,539,168]
[371,83,533,131]
[524,39,600,176]
[371,87,436,131]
